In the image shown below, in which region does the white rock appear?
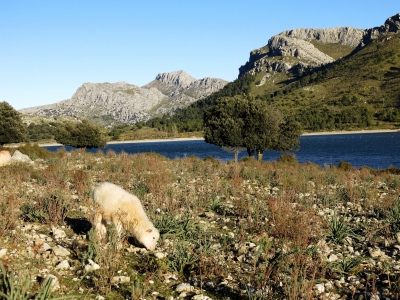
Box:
[369,247,384,258]
[111,276,130,284]
[154,252,166,259]
[55,260,70,270]
[175,283,194,292]
[52,245,70,257]
[0,249,7,258]
[192,295,211,300]
[12,150,32,163]
[95,296,105,300]
[84,259,100,272]
[314,283,325,293]
[51,227,66,239]
[42,243,52,251]
[328,254,338,262]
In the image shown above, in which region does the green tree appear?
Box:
[203,96,247,161]
[55,120,106,148]
[244,100,284,161]
[0,101,27,145]
[204,96,302,161]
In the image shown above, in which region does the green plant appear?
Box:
[385,198,400,232]
[168,243,198,275]
[0,262,72,300]
[210,195,221,212]
[154,213,199,241]
[278,153,298,165]
[338,161,353,171]
[326,213,353,244]
[329,255,365,275]
[21,190,70,225]
[130,278,147,299]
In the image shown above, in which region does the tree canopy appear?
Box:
[54,120,107,148]
[0,101,27,145]
[203,96,302,161]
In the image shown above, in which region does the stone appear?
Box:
[55,259,70,270]
[52,245,70,257]
[111,276,130,284]
[11,150,32,163]
[175,283,194,292]
[314,283,325,293]
[369,247,384,258]
[84,259,100,272]
[328,254,338,262]
[154,252,166,259]
[0,249,7,258]
[51,227,66,239]
[192,295,211,300]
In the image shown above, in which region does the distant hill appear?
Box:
[146,13,400,133]
[19,71,228,127]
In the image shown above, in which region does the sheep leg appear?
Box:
[94,212,107,241]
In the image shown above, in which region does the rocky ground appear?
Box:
[1,146,400,299]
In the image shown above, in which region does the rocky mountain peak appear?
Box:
[360,13,400,47]
[155,70,197,88]
[239,13,400,79]
[20,71,228,126]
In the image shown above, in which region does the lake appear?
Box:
[43,131,400,170]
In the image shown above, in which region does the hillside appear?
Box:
[148,13,400,133]
[19,71,228,127]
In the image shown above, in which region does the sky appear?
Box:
[1,1,399,110]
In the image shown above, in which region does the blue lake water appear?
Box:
[43,132,400,170]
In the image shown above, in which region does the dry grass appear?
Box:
[1,147,400,299]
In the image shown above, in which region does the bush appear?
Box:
[15,143,62,160]
[55,120,106,148]
[278,153,298,165]
[338,160,353,171]
[21,190,70,225]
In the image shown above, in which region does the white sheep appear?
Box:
[92,182,160,250]
[0,150,11,167]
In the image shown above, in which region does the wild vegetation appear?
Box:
[1,145,400,299]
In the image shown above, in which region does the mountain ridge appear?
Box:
[20,71,228,126]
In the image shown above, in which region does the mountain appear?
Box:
[20,71,228,126]
[238,13,400,81]
[146,13,400,133]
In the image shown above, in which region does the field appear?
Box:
[1,144,400,299]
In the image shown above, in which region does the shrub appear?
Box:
[338,160,353,171]
[278,153,298,165]
[15,143,62,160]
[21,190,70,225]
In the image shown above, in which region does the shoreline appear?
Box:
[16,129,399,147]
[301,129,400,136]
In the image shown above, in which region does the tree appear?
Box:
[204,96,247,161]
[55,120,107,148]
[0,101,27,145]
[244,100,284,161]
[203,96,302,161]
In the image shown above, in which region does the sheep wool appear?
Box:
[92,182,160,251]
[0,151,11,167]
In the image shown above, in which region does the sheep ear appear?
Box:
[146,229,152,233]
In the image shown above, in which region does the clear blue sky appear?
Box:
[1,1,399,110]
